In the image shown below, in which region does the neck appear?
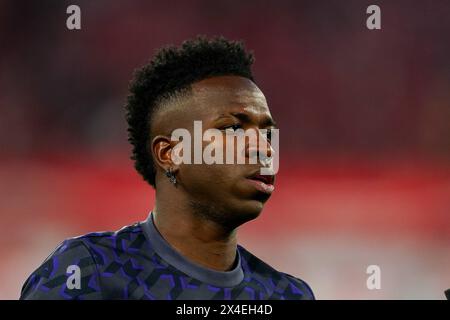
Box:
[152,188,238,272]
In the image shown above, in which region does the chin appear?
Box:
[224,199,265,228]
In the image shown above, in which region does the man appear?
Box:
[20,37,315,300]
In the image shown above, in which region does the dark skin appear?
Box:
[150,76,277,271]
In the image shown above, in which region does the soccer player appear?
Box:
[20,37,315,300]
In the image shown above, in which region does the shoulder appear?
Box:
[20,222,144,300]
[71,222,146,254]
[238,245,315,300]
[20,236,101,299]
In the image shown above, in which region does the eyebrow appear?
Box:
[215,112,278,128]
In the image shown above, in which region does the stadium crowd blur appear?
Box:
[1,0,449,299]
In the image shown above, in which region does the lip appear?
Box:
[246,171,275,195]
[246,179,275,194]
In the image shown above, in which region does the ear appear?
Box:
[151,135,179,172]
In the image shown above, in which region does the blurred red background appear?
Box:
[1,0,449,299]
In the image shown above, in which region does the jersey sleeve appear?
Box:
[20,238,103,300]
[284,274,316,300]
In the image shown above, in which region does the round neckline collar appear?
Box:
[141,212,244,287]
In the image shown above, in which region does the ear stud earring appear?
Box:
[165,167,177,185]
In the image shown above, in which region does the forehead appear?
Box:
[190,76,270,117]
[150,76,272,136]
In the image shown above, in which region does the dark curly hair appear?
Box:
[125,36,255,188]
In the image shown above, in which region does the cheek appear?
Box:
[203,134,246,165]
[179,164,236,193]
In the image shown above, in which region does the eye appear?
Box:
[266,128,272,141]
[222,124,242,131]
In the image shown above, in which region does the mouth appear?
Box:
[246,171,275,195]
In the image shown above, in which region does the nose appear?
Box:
[247,128,274,163]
